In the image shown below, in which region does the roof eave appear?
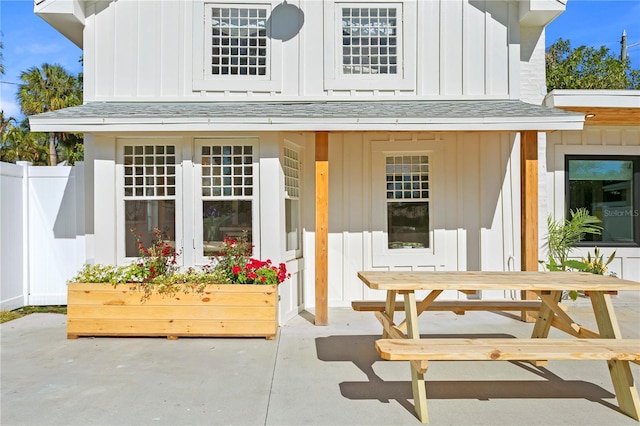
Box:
[28,117,585,133]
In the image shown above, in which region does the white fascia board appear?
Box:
[544,90,640,108]
[34,0,85,48]
[518,0,566,27]
[29,117,585,132]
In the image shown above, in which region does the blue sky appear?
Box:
[1,0,639,120]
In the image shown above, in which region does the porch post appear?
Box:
[315,132,329,325]
[520,130,538,321]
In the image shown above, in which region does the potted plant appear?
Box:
[67,230,288,340]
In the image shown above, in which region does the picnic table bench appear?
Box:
[356,271,640,423]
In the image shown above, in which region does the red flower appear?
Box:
[247,272,257,280]
[232,266,241,275]
[260,276,266,283]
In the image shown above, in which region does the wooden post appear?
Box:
[315,132,329,325]
[520,131,538,321]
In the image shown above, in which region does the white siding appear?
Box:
[84,0,524,101]
[301,131,521,308]
[545,126,640,282]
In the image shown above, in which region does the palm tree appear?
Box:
[0,117,48,165]
[17,64,82,165]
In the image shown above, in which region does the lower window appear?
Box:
[387,202,429,249]
[203,200,252,257]
[385,154,430,249]
[125,200,176,257]
[566,155,639,245]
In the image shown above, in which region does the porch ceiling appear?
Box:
[29,99,584,132]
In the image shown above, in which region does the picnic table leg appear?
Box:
[529,290,562,367]
[531,290,562,339]
[590,291,640,421]
[382,290,397,339]
[404,291,429,423]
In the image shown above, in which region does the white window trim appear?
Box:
[283,140,303,260]
[194,137,261,265]
[323,1,416,91]
[553,144,640,240]
[370,137,444,268]
[192,1,283,92]
[115,137,184,266]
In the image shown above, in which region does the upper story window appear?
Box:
[341,6,399,75]
[210,7,268,76]
[566,155,639,246]
[192,2,282,92]
[323,2,415,91]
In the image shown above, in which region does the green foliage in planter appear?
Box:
[70,228,289,300]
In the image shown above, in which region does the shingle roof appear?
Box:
[29,100,585,132]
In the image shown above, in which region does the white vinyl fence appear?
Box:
[1,161,86,309]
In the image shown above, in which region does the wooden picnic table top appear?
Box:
[357,270,640,291]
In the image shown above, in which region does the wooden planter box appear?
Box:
[67,283,278,339]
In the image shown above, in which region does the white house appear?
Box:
[31,0,628,324]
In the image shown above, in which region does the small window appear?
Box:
[323,2,415,91]
[341,6,399,75]
[123,145,177,257]
[193,2,281,92]
[566,155,640,246]
[209,6,268,76]
[386,155,429,249]
[201,144,254,256]
[284,146,301,253]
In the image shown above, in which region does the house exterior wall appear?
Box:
[89,132,307,322]
[81,0,528,101]
[302,131,521,307]
[86,129,521,310]
[545,126,640,282]
[32,0,576,313]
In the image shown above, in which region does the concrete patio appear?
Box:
[2,293,639,426]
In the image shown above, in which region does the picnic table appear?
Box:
[356,270,640,423]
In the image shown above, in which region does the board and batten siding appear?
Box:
[546,126,640,283]
[302,131,522,308]
[83,0,525,102]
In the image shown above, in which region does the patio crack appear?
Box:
[263,330,282,426]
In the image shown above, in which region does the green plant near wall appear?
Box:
[541,208,605,300]
[543,208,602,272]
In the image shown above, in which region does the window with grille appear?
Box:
[385,155,429,249]
[201,144,254,256]
[324,2,414,90]
[209,6,268,76]
[341,6,399,75]
[284,146,301,253]
[123,145,177,257]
